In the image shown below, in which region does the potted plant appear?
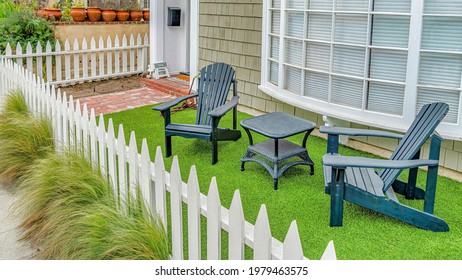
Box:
[43,3,62,21]
[116,7,130,22]
[128,1,142,21]
[101,0,117,22]
[86,6,101,22]
[142,8,149,21]
[69,0,86,22]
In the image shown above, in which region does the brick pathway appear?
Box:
[77,87,175,115]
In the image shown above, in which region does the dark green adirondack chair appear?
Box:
[321,102,450,232]
[153,63,241,164]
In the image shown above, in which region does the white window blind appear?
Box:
[334,14,368,44]
[417,1,462,124]
[333,46,365,77]
[306,42,330,71]
[331,76,363,108]
[285,66,302,94]
[286,11,304,38]
[308,0,333,10]
[307,13,332,41]
[336,0,369,12]
[371,15,410,48]
[287,0,304,10]
[305,72,329,101]
[373,0,411,13]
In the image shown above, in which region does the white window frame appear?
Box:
[260,0,462,140]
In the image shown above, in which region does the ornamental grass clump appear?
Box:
[0,90,53,182]
[18,150,170,260]
[49,194,170,260]
[17,151,114,245]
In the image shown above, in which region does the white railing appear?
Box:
[0,58,336,260]
[1,33,149,86]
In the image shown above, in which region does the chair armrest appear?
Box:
[320,126,404,139]
[208,95,239,118]
[322,154,439,169]
[152,93,199,112]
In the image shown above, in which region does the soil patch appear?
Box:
[58,75,142,99]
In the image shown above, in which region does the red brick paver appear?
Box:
[77,87,175,115]
[140,75,191,97]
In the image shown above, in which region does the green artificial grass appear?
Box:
[103,104,462,260]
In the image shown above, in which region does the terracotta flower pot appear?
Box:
[101,9,116,22]
[35,8,46,19]
[87,7,101,22]
[69,7,86,22]
[129,9,142,21]
[142,9,150,21]
[44,8,62,21]
[116,10,129,21]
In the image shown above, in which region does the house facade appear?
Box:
[152,0,462,178]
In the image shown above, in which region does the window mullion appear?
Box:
[402,0,424,121]
[277,1,286,89]
[301,8,308,96]
[261,0,269,87]
[327,1,336,103]
[363,0,374,111]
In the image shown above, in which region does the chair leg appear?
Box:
[330,168,345,227]
[165,135,172,158]
[212,139,218,165]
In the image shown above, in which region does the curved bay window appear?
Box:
[260,0,462,139]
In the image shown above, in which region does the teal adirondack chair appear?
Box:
[153,63,241,164]
[321,102,449,232]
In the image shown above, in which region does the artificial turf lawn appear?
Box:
[103,104,462,260]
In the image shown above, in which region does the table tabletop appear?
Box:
[240,112,316,139]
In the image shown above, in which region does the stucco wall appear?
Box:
[54,22,149,45]
[198,0,462,179]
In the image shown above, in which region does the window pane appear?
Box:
[272,0,281,9]
[271,10,281,34]
[285,39,303,66]
[424,0,462,14]
[270,61,279,86]
[309,0,333,10]
[334,14,368,44]
[270,36,279,60]
[367,82,404,115]
[421,17,462,51]
[336,0,369,12]
[304,71,329,101]
[373,0,411,13]
[307,13,332,41]
[417,88,459,123]
[286,11,304,38]
[306,42,330,71]
[285,66,302,94]
[419,53,462,88]
[331,76,363,108]
[333,45,365,76]
[287,0,305,9]
[370,49,407,82]
[372,15,410,48]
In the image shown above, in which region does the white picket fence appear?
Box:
[1,33,149,86]
[0,58,336,260]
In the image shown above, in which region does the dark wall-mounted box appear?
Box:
[168,7,181,26]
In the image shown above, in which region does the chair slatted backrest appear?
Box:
[380,102,449,192]
[195,63,235,126]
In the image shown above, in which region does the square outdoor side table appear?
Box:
[240,112,316,190]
